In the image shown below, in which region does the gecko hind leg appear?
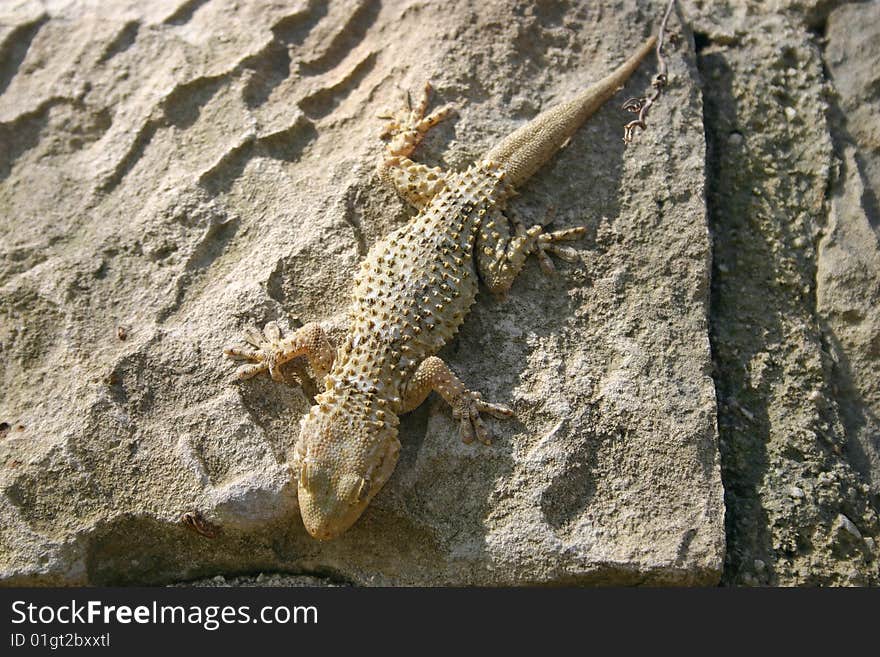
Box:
[401,356,513,445]
[477,207,586,295]
[224,321,334,384]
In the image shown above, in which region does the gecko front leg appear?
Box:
[224,321,334,383]
[379,81,453,210]
[401,356,514,445]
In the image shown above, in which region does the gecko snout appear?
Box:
[298,477,366,541]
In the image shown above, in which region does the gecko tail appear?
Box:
[483,35,657,188]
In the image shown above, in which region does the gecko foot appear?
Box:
[509,207,586,275]
[450,390,514,446]
[223,321,290,381]
[533,225,586,274]
[224,321,334,384]
[379,81,455,158]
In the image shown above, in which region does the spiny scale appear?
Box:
[337,162,509,407]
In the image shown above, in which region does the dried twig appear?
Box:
[180,510,220,539]
[622,0,679,143]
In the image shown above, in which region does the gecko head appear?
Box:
[294,390,401,540]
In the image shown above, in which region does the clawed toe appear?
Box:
[223,346,258,361]
[453,392,514,446]
[237,362,271,380]
[546,244,580,262]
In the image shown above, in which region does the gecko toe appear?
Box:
[224,346,258,361]
[236,362,269,380]
[483,402,515,419]
[471,413,491,445]
[546,245,579,262]
[458,415,476,444]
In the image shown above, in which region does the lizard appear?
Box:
[224,34,658,540]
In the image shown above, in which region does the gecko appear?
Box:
[224,35,658,540]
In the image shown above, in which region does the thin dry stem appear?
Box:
[622,0,679,143]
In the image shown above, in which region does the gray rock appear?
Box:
[0,0,724,585]
[820,0,880,498]
[693,0,879,585]
[833,513,862,542]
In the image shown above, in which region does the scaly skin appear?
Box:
[225,35,657,539]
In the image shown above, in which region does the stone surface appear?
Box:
[820,0,880,499]
[692,0,879,585]
[8,0,880,588]
[0,0,723,586]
